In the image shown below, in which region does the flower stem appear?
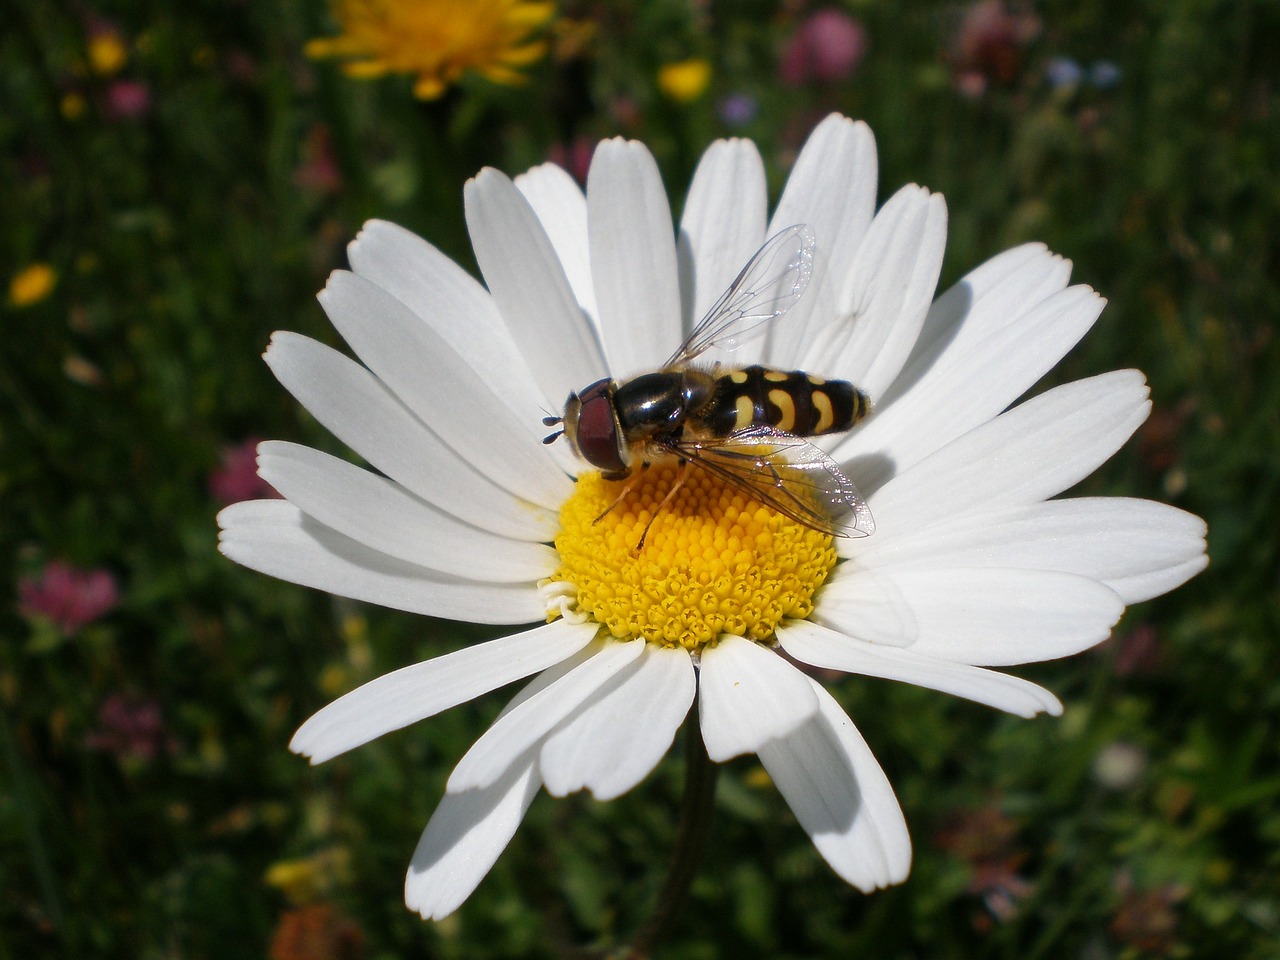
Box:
[0,708,66,937]
[617,712,719,960]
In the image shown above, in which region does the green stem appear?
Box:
[616,713,719,960]
[0,709,66,937]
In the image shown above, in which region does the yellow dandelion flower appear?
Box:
[306,0,556,100]
[9,263,57,307]
[88,32,128,77]
[266,848,352,905]
[657,57,711,103]
[61,93,87,120]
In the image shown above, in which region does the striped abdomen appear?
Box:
[702,365,869,438]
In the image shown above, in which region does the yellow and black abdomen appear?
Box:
[703,365,869,438]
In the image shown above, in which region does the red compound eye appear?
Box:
[575,390,628,475]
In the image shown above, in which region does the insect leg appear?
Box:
[634,460,689,554]
[592,463,651,525]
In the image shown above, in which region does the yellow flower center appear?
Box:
[546,463,837,652]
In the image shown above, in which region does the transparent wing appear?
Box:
[663,224,816,368]
[662,424,874,538]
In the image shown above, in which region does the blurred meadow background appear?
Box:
[4,0,1279,957]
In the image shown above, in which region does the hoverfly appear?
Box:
[542,224,875,546]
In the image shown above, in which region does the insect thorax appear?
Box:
[613,370,717,439]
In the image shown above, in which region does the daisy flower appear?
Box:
[218,114,1208,919]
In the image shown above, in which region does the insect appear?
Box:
[542,224,874,545]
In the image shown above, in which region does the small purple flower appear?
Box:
[18,561,119,636]
[780,9,868,86]
[717,93,758,128]
[86,694,174,763]
[210,439,283,505]
[608,95,641,130]
[1089,60,1122,90]
[1045,56,1083,89]
[105,79,151,120]
[547,137,594,185]
[1111,623,1163,676]
[951,1,1041,90]
[294,124,343,195]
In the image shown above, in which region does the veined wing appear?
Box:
[663,224,816,368]
[663,424,874,538]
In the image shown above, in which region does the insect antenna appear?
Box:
[540,412,564,444]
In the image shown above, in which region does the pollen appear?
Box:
[546,463,837,652]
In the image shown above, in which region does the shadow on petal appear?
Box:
[758,679,911,890]
[841,450,897,501]
[884,278,974,400]
[758,709,861,835]
[405,756,541,919]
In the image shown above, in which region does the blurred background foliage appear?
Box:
[2,0,1278,957]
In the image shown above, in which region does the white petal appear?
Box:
[540,644,695,800]
[318,271,571,509]
[698,635,819,762]
[345,220,548,426]
[868,370,1152,537]
[290,619,599,763]
[900,243,1074,391]
[588,138,683,375]
[854,497,1209,604]
[816,566,1125,665]
[258,441,557,583]
[464,168,608,409]
[405,752,541,920]
[777,620,1062,717]
[264,333,556,541]
[448,639,647,792]
[514,163,600,332]
[678,138,768,342]
[217,499,544,624]
[765,116,877,368]
[834,285,1105,490]
[757,677,910,891]
[803,185,947,401]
